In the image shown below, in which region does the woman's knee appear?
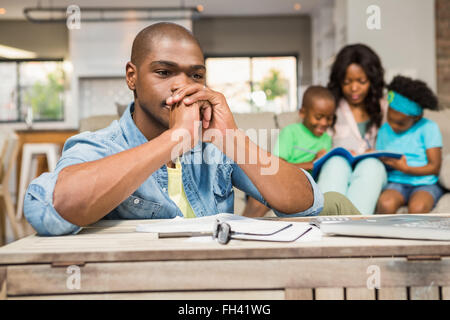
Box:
[355,158,385,173]
[354,158,387,181]
[322,156,352,171]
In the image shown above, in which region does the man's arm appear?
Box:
[223,130,314,213]
[49,100,201,231]
[167,85,318,215]
[53,129,181,227]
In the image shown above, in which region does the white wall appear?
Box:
[69,19,192,122]
[311,0,335,86]
[346,0,436,90]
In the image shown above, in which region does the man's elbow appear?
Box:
[24,185,82,236]
[53,195,90,228]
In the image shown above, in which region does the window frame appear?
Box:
[204,53,299,113]
[0,57,66,124]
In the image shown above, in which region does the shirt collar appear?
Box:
[119,102,149,149]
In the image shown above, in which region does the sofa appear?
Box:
[80,108,450,216]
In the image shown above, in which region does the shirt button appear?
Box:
[162,188,167,192]
[134,198,140,205]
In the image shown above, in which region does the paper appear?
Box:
[136,213,292,236]
[136,214,321,243]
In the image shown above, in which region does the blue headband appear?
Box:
[388,90,423,116]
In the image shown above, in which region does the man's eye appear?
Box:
[192,73,204,80]
[156,70,170,76]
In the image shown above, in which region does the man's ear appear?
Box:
[126,61,137,91]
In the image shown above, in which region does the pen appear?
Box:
[158,231,212,238]
[364,138,372,150]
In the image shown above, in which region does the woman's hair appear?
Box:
[328,44,385,128]
[387,75,439,111]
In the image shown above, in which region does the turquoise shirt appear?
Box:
[376,118,443,186]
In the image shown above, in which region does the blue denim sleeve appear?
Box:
[24,165,83,236]
[23,131,113,236]
[231,163,324,217]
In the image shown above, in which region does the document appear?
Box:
[136,213,292,235]
[136,213,317,242]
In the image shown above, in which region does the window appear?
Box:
[0,60,65,122]
[206,56,297,113]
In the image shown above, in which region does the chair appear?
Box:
[0,131,21,244]
[15,143,61,220]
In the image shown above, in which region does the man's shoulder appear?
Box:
[63,120,124,153]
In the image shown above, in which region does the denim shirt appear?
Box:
[24,103,324,236]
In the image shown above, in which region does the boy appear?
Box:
[273,86,335,172]
[244,86,356,217]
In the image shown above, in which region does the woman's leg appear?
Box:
[317,156,352,195]
[346,158,387,215]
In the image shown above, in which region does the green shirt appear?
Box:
[273,123,332,163]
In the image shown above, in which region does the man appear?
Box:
[24,22,323,236]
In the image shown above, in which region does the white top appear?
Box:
[331,98,388,155]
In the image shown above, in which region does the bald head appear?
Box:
[131,22,203,68]
[302,86,335,110]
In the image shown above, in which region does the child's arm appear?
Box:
[381,147,442,176]
[293,162,314,171]
[292,149,328,171]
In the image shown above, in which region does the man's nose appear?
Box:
[171,73,193,93]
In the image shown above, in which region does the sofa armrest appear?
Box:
[439,153,450,190]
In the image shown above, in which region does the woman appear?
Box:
[317,44,388,214]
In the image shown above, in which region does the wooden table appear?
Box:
[1,215,450,300]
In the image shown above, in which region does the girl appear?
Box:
[317,44,388,214]
[376,76,443,214]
